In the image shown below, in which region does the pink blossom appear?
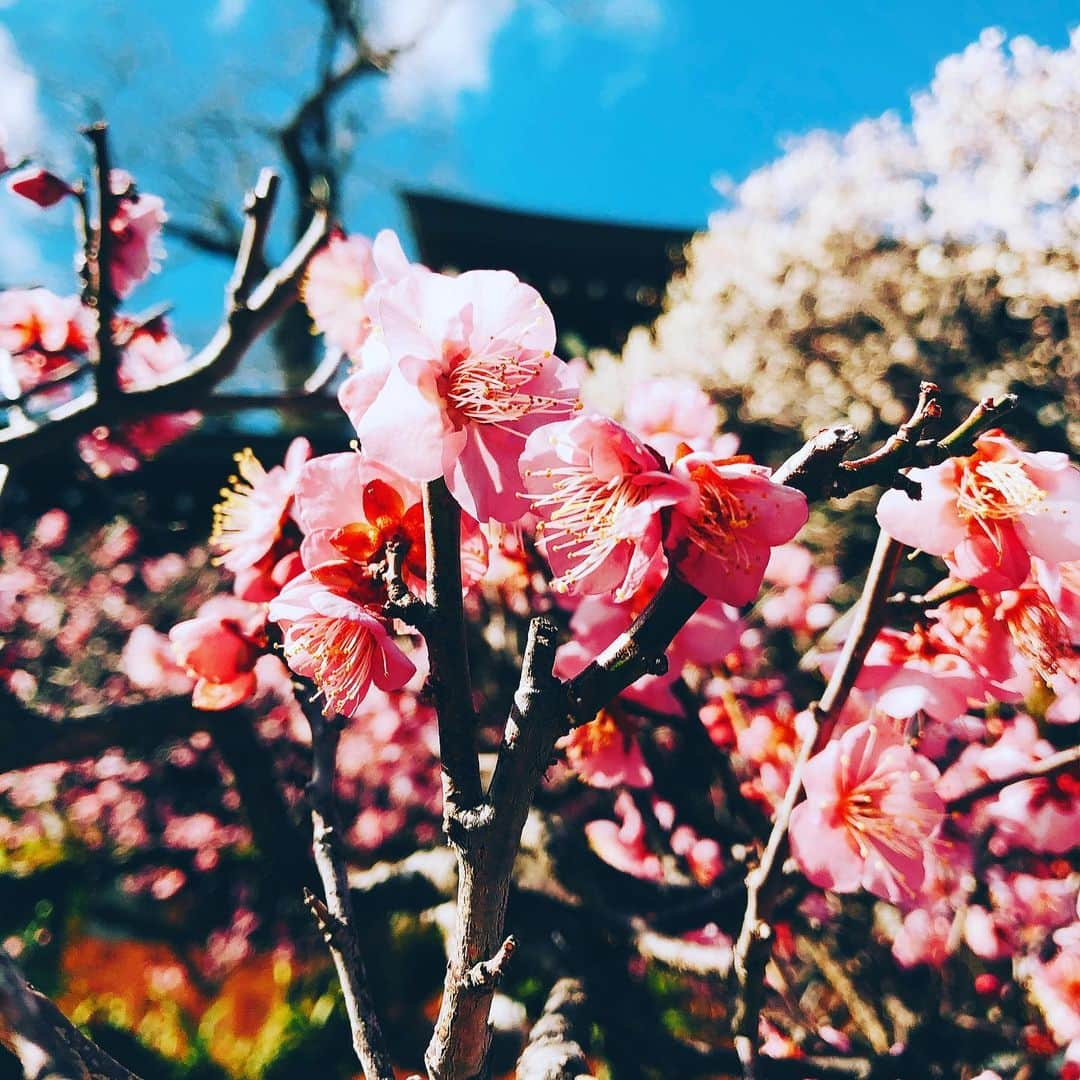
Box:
[32,509,68,551]
[523,415,689,600]
[268,571,415,718]
[302,230,378,356]
[1024,931,1080,1047]
[760,542,839,633]
[877,431,1080,591]
[108,169,167,297]
[985,769,1080,855]
[621,376,721,462]
[76,323,201,476]
[341,266,579,522]
[121,626,194,696]
[853,613,1019,723]
[558,711,653,789]
[212,438,311,575]
[77,413,201,478]
[584,791,664,882]
[666,450,807,604]
[789,720,945,903]
[7,167,74,208]
[169,598,266,711]
[0,289,92,392]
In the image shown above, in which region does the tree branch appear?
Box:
[0,945,140,1079]
[422,478,484,825]
[303,703,395,1080]
[515,978,595,1080]
[946,744,1080,813]
[83,122,122,403]
[0,167,329,469]
[730,530,905,1077]
[425,617,567,1080]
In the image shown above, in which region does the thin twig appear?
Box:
[730,530,905,1076]
[946,744,1080,813]
[83,122,122,403]
[303,703,395,1080]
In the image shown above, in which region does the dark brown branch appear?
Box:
[83,122,122,403]
[0,945,139,1078]
[0,168,329,469]
[771,387,1020,503]
[946,744,1080,813]
[165,216,245,258]
[382,536,430,630]
[831,380,941,497]
[771,424,860,497]
[0,692,208,773]
[565,572,703,727]
[515,978,595,1080]
[422,478,484,823]
[426,618,566,1080]
[303,705,395,1080]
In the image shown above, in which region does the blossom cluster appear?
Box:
[165,222,1079,1065]
[586,29,1080,455]
[179,230,807,728]
[0,154,195,475]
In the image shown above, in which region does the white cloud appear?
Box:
[0,24,40,157]
[0,24,47,283]
[211,0,249,31]
[364,0,516,118]
[590,0,661,33]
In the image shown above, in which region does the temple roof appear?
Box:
[402,189,694,352]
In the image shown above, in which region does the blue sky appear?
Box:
[1,0,1076,381]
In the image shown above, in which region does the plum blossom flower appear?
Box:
[211,437,311,577]
[852,609,1020,723]
[7,167,74,208]
[1022,927,1080,1048]
[789,720,945,903]
[302,231,378,356]
[760,542,839,634]
[523,415,690,600]
[76,322,201,477]
[584,791,664,882]
[666,451,808,604]
[877,431,1080,591]
[169,598,266,711]
[121,626,194,697]
[268,572,415,718]
[558,710,653,789]
[295,451,487,591]
[0,288,92,392]
[620,376,724,462]
[108,169,167,297]
[340,265,579,522]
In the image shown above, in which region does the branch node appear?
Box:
[462,936,516,991]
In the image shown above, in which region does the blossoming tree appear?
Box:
[0,39,1079,1080]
